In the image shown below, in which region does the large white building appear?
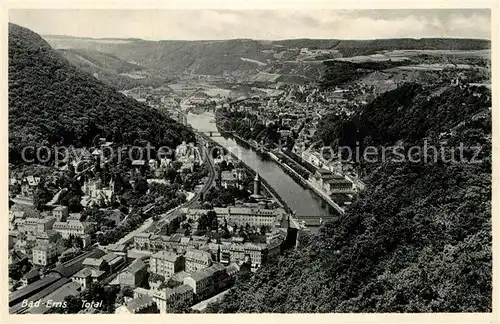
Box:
[213,207,286,227]
[185,249,213,273]
[52,220,91,239]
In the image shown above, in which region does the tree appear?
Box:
[62,295,82,314]
[172,161,182,171]
[33,185,52,211]
[64,234,83,249]
[116,285,134,304]
[168,299,192,313]
[134,177,149,194]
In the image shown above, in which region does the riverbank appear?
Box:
[269,151,346,215]
[229,133,345,216]
[187,111,331,220]
[200,133,293,214]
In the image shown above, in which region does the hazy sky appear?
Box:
[9,9,491,40]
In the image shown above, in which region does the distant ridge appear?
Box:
[43,34,491,43]
[43,34,490,79]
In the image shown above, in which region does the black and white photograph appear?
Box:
[4,3,495,318]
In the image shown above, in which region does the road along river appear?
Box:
[186,112,336,227]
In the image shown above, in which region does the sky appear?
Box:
[9,9,491,41]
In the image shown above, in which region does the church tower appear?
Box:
[253,173,261,196]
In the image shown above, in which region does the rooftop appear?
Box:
[187,263,226,282]
[185,249,212,264]
[132,160,146,166]
[33,242,57,252]
[102,252,123,265]
[23,269,40,281]
[73,267,92,278]
[221,171,236,181]
[166,284,193,297]
[82,257,105,268]
[126,258,147,274]
[170,271,191,282]
[124,295,156,313]
[107,243,127,252]
[151,251,181,263]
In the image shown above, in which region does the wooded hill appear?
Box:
[44,35,490,79]
[9,23,194,165]
[206,83,491,312]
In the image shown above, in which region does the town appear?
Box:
[7,9,492,315]
[8,133,300,314]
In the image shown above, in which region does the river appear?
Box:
[187,112,333,220]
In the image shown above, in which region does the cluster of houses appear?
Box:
[115,248,244,314]
[9,205,93,269]
[72,252,127,289]
[110,204,293,312]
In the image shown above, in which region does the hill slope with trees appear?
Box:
[58,48,170,90]
[44,35,490,78]
[9,23,194,164]
[206,84,491,312]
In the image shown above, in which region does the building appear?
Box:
[118,259,148,288]
[225,263,240,278]
[242,243,268,268]
[52,220,91,239]
[81,179,115,207]
[183,263,228,300]
[106,243,127,256]
[36,218,56,233]
[32,242,59,266]
[220,171,237,189]
[149,251,184,279]
[67,213,83,221]
[71,264,107,289]
[213,207,286,227]
[20,176,40,198]
[32,243,59,266]
[232,168,246,181]
[133,283,193,314]
[183,209,208,222]
[115,295,158,314]
[323,175,354,195]
[8,249,28,266]
[82,257,108,271]
[253,173,261,196]
[165,284,194,308]
[9,211,26,231]
[134,233,152,250]
[52,206,69,221]
[101,253,125,273]
[217,242,274,268]
[71,268,93,289]
[21,217,41,234]
[185,249,213,273]
[35,230,61,246]
[310,170,354,195]
[21,269,40,286]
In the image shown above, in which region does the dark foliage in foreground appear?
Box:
[207,84,491,312]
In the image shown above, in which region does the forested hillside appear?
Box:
[58,48,170,90]
[8,23,194,164]
[206,84,491,312]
